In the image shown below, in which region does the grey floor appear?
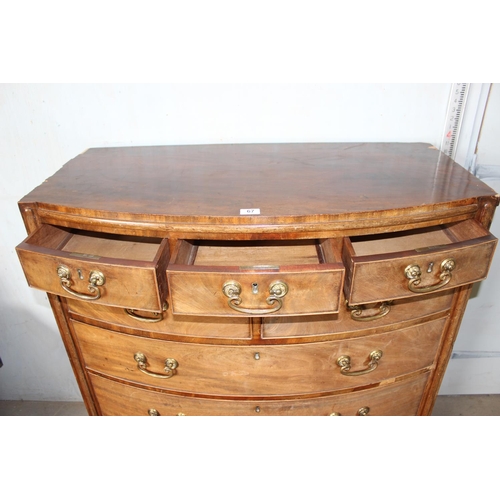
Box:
[1,394,500,415]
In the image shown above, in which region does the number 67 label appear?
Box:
[240,208,261,215]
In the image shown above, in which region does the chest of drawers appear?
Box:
[16,143,499,416]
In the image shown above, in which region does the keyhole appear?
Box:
[77,269,84,280]
[252,282,259,294]
[427,262,434,273]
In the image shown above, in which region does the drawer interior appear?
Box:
[350,226,452,256]
[348,219,490,257]
[172,239,341,268]
[61,231,161,261]
[28,225,163,262]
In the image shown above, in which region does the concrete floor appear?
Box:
[1,394,500,415]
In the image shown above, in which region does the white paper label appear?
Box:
[240,208,261,215]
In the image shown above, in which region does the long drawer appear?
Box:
[73,318,447,396]
[66,288,453,340]
[89,371,429,416]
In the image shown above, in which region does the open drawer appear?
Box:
[16,225,170,312]
[167,239,345,317]
[343,219,497,305]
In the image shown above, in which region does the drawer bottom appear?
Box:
[89,372,429,416]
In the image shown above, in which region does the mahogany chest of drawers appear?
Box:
[16,143,499,416]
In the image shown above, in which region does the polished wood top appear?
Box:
[20,143,498,229]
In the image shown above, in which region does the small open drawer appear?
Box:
[343,219,497,305]
[167,239,345,317]
[16,225,169,312]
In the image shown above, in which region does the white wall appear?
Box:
[476,84,500,166]
[0,83,464,400]
[439,84,500,395]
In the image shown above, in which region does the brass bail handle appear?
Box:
[125,302,168,323]
[347,301,392,322]
[405,258,456,294]
[222,280,289,315]
[329,407,370,416]
[57,265,105,301]
[337,350,383,376]
[134,352,178,379]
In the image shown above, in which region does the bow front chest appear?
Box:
[16,143,499,416]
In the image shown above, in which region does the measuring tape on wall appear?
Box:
[441,83,470,160]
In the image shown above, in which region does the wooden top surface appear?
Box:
[20,143,498,226]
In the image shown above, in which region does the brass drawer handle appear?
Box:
[337,350,383,376]
[57,265,105,301]
[347,301,392,322]
[222,280,288,315]
[148,409,185,416]
[329,407,370,416]
[134,352,178,379]
[405,258,456,294]
[125,302,168,323]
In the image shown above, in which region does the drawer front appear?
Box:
[16,225,169,312]
[167,238,345,317]
[66,298,252,340]
[263,289,454,338]
[344,220,497,305]
[167,268,344,317]
[73,318,446,396]
[90,371,429,416]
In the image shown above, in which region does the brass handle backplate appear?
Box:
[57,265,105,301]
[347,301,392,322]
[337,350,383,376]
[222,280,288,315]
[405,258,456,294]
[134,352,178,379]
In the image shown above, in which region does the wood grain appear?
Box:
[66,298,252,340]
[19,143,497,221]
[262,290,454,339]
[72,318,446,397]
[89,371,429,416]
